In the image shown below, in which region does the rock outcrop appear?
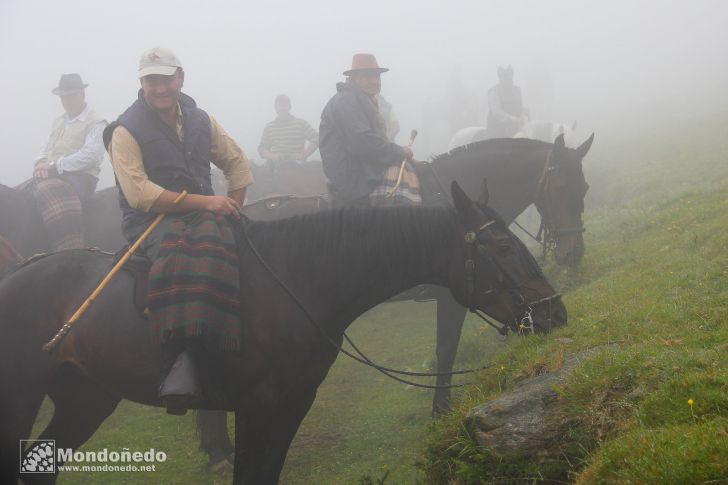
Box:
[467,345,615,456]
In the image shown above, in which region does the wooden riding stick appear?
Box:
[386,129,418,198]
[43,190,188,352]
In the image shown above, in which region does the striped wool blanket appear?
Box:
[27,178,84,250]
[369,161,422,206]
[148,211,242,351]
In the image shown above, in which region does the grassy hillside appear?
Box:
[30,110,728,484]
[421,110,728,483]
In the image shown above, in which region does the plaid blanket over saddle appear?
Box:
[27,178,83,250]
[148,212,242,351]
[369,161,422,206]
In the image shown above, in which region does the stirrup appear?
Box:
[159,351,202,415]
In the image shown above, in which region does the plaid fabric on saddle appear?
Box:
[27,178,84,250]
[369,161,422,206]
[147,211,242,351]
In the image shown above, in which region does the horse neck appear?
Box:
[433,141,550,223]
[250,206,460,331]
[0,235,21,279]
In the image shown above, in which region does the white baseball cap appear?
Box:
[138,47,182,78]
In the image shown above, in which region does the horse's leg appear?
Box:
[432,287,468,417]
[20,365,120,485]
[257,390,317,482]
[196,410,234,472]
[0,383,46,484]
[232,390,317,485]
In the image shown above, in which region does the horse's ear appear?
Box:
[576,133,595,159]
[553,133,566,151]
[479,178,490,206]
[451,181,473,214]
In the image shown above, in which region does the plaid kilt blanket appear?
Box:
[369,161,422,206]
[27,178,83,251]
[148,211,242,351]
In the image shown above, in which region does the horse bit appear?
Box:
[462,218,560,336]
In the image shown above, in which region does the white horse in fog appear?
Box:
[447,120,579,150]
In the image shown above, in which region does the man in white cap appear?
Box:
[319,53,418,206]
[29,73,106,250]
[105,47,254,415]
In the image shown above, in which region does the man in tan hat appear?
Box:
[104,47,254,415]
[29,73,106,250]
[319,53,418,206]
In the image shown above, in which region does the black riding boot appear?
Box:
[159,339,202,415]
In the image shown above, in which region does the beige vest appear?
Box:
[47,109,104,177]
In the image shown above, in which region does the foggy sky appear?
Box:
[1,0,727,189]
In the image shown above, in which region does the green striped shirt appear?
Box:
[258,115,318,162]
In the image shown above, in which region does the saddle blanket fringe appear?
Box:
[148,211,242,351]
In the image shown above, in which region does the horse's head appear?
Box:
[536,133,594,267]
[450,181,567,334]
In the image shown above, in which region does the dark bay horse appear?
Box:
[0,183,565,485]
[0,183,325,472]
[0,234,21,278]
[237,134,594,414]
[425,134,592,413]
[0,184,124,255]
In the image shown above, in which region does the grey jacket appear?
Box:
[319,81,406,202]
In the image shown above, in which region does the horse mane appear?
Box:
[431,137,550,164]
[245,205,461,277]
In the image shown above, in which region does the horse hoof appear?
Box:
[205,453,234,474]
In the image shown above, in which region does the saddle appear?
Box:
[114,249,152,317]
[413,161,451,207]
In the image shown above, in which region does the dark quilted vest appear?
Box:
[116,90,213,230]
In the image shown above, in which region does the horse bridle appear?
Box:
[533,150,586,256]
[462,217,561,336]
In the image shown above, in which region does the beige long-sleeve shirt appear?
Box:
[110,107,254,211]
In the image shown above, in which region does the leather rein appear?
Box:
[238,210,550,390]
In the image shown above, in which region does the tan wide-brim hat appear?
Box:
[343,53,389,76]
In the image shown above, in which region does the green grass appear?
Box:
[31,109,728,483]
[419,110,728,483]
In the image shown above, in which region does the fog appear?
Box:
[1,0,727,189]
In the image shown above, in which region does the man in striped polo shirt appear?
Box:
[257,94,318,165]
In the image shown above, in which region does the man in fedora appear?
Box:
[30,73,106,250]
[320,53,419,206]
[105,47,254,416]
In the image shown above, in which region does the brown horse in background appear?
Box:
[0,235,21,278]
